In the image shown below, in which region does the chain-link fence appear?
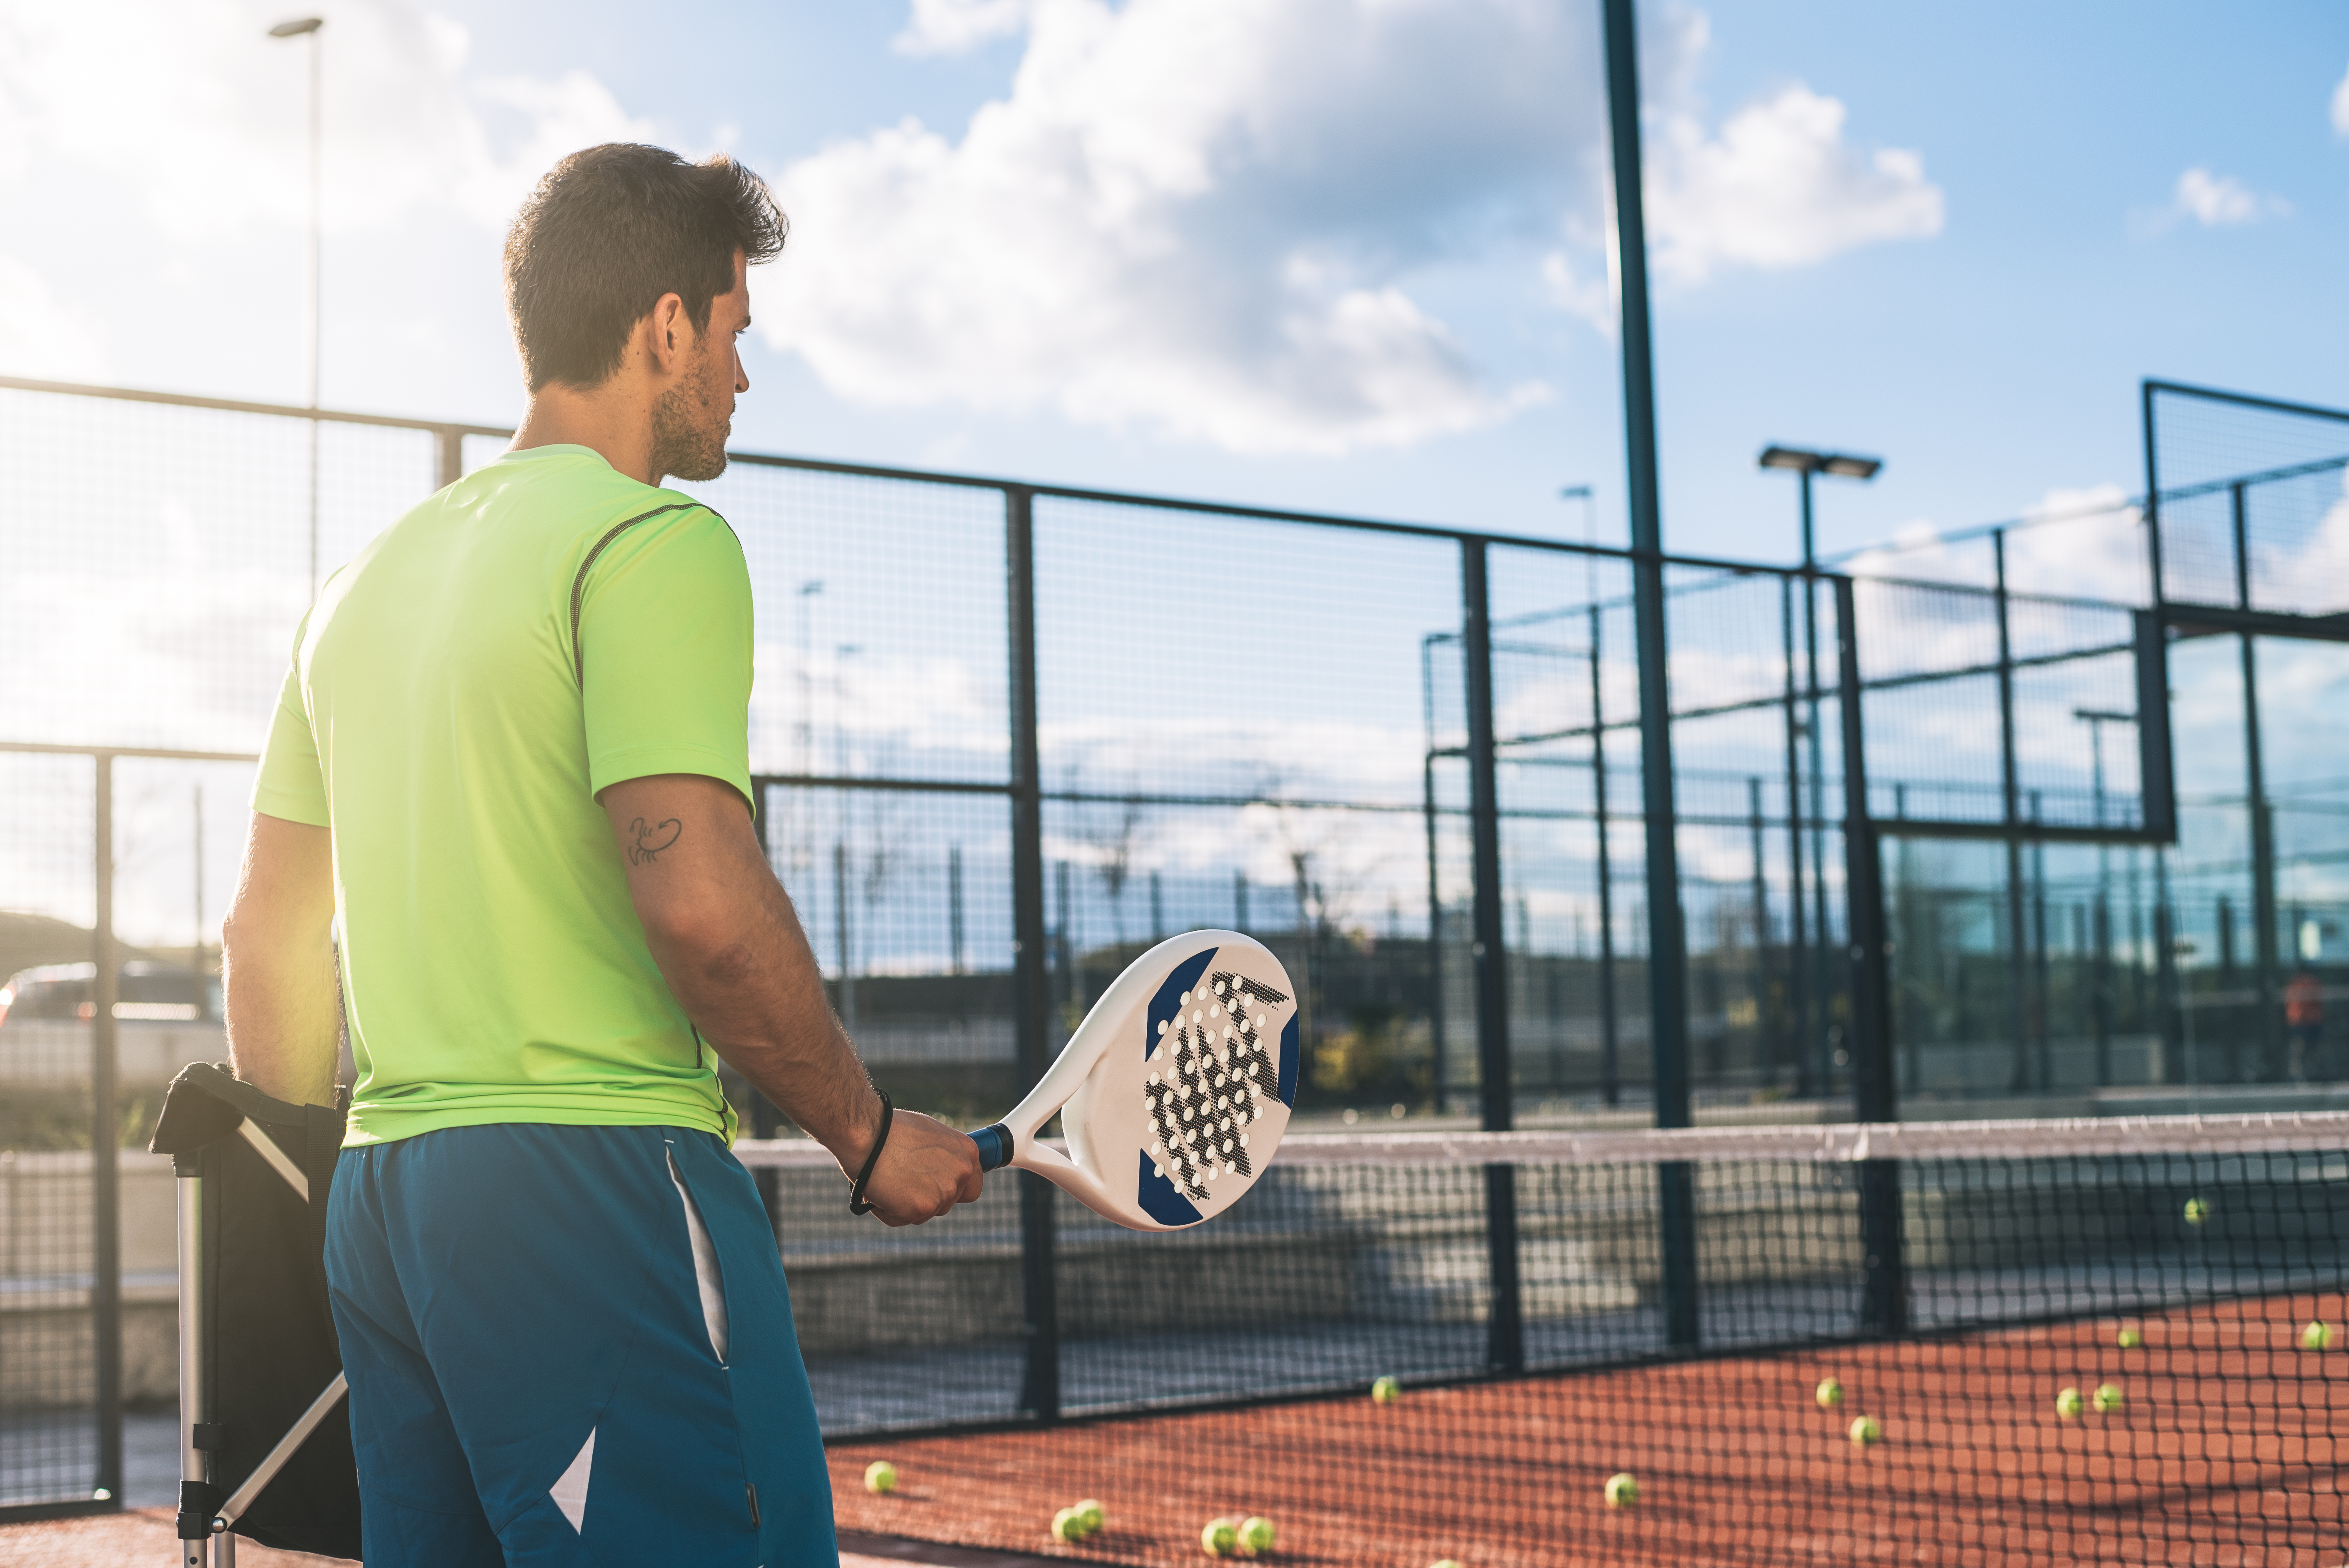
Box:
[0,372,2301,1517]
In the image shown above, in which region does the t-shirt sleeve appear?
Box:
[577,504,756,809]
[251,621,330,827]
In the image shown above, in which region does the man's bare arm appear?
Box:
[599,773,982,1226]
[221,813,341,1106]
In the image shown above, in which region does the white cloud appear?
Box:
[895,0,1038,55]
[2332,59,2349,136]
[2171,166,2287,228]
[1642,84,1945,285]
[0,0,654,243]
[0,253,108,380]
[778,0,1939,455]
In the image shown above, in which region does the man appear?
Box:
[220,143,984,1567]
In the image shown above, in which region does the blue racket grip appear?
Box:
[970,1123,1014,1172]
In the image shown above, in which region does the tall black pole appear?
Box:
[1801,472,1832,1095]
[1601,0,1696,1350]
[1005,486,1059,1420]
[1462,540,1524,1374]
[1834,579,1904,1335]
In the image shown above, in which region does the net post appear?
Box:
[1460,538,1524,1374]
[1833,578,1905,1335]
[1005,485,1059,1420]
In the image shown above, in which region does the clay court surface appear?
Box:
[830,1292,2349,1567]
[4,1293,2339,1567]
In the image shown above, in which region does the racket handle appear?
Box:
[970,1123,1013,1172]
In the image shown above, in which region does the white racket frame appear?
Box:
[991,928,1299,1230]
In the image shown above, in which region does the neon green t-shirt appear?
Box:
[253,444,754,1146]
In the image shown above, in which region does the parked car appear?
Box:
[0,960,218,1028]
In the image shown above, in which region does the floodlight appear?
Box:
[267,17,323,36]
[1759,445,1882,481]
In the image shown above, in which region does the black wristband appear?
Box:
[848,1090,893,1216]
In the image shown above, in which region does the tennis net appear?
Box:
[739,1113,2349,1566]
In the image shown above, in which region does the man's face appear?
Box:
[650,250,751,485]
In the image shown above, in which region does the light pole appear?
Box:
[1759,444,1881,1094]
[269,16,324,598]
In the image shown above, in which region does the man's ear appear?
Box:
[645,291,690,377]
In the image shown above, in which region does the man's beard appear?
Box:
[649,351,731,484]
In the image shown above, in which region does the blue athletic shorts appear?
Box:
[324,1123,837,1567]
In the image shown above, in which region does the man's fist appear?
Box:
[855,1108,985,1226]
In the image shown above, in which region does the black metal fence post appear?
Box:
[1994,531,2030,1092]
[745,793,782,1226]
[1589,607,1620,1108]
[92,752,122,1505]
[1834,579,1905,1336]
[2234,483,2282,1081]
[1461,539,1524,1375]
[1602,0,1696,1351]
[1781,578,1811,1098]
[1422,752,1448,1115]
[1005,486,1059,1420]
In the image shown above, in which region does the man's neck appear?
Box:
[510,381,661,486]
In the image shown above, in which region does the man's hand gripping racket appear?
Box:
[969,930,1300,1230]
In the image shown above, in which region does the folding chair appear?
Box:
[149,1063,362,1564]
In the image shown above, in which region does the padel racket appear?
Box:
[968,930,1299,1231]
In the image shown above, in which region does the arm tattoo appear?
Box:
[627,817,684,866]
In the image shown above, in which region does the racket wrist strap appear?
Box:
[848,1089,893,1215]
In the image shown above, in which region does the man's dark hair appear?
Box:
[504,144,788,392]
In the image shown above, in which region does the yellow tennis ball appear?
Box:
[1053,1508,1087,1543]
[1238,1516,1276,1556]
[2303,1320,2335,1351]
[2183,1197,2210,1226]
[2117,1327,2143,1350]
[1201,1517,1239,1557]
[2093,1382,2124,1413]
[1848,1414,1882,1447]
[1604,1472,1638,1509]
[2055,1387,2083,1420]
[1371,1376,1401,1405]
[1815,1377,1843,1409]
[1074,1499,1105,1534]
[863,1460,896,1494]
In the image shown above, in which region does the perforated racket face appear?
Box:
[1059,933,1299,1229]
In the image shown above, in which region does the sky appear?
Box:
[2,0,2345,569]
